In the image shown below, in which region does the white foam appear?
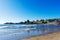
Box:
[0,26,8,29]
[20,24,37,26]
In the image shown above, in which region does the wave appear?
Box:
[0,26,9,29]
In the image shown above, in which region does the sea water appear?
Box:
[0,24,60,40]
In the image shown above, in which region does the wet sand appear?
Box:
[22,31,60,40]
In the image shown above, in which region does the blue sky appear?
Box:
[0,0,60,24]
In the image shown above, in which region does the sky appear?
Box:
[0,0,60,24]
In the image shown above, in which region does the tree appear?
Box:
[40,19,44,22]
[47,19,55,22]
[26,20,30,24]
[40,19,45,23]
[36,20,39,22]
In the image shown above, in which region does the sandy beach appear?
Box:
[22,31,60,40]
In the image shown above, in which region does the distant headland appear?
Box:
[4,18,60,25]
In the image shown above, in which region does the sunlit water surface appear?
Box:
[0,24,60,40]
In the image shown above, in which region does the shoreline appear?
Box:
[22,31,60,40]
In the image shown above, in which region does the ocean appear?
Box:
[0,24,60,40]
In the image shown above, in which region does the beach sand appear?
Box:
[22,32,60,40]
